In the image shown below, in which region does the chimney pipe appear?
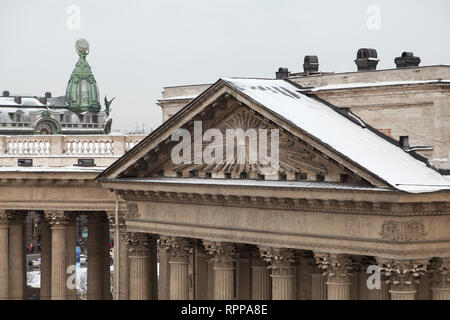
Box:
[2,90,9,97]
[394,52,421,68]
[354,48,379,71]
[14,96,22,104]
[45,91,52,98]
[275,67,289,79]
[399,136,409,149]
[303,55,319,73]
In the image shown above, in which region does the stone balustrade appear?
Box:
[0,134,146,167]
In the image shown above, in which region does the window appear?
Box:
[189,170,198,177]
[205,172,212,178]
[316,174,325,182]
[76,159,95,167]
[279,173,287,181]
[158,170,164,177]
[18,159,32,167]
[225,173,231,179]
[257,174,265,180]
[177,172,183,178]
[15,113,21,122]
[340,174,350,183]
[296,173,307,181]
[239,172,248,179]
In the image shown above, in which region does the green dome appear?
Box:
[65,39,101,112]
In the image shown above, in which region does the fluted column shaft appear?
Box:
[203,241,236,300]
[65,216,77,300]
[259,247,295,300]
[161,237,191,300]
[170,261,189,299]
[87,213,110,300]
[0,211,9,300]
[8,214,25,300]
[108,210,129,300]
[127,233,153,300]
[39,216,52,300]
[250,254,271,300]
[315,253,352,300]
[114,230,129,300]
[50,224,67,300]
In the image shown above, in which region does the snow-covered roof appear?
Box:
[114,177,391,192]
[309,79,450,92]
[223,78,450,193]
[158,95,198,101]
[0,166,106,173]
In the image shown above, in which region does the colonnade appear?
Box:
[112,231,450,300]
[1,209,449,300]
[0,210,111,300]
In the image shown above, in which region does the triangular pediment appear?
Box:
[99,80,390,188]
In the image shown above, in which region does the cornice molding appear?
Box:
[119,189,450,217]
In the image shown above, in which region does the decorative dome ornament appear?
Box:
[75,39,90,57]
[65,39,101,112]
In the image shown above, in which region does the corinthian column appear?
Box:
[429,257,450,300]
[87,212,110,300]
[65,214,77,300]
[315,253,353,300]
[161,236,191,300]
[250,250,271,300]
[39,213,52,300]
[45,211,70,300]
[378,258,429,300]
[8,213,25,300]
[0,211,9,300]
[107,211,129,300]
[203,241,236,300]
[260,247,295,300]
[126,232,153,300]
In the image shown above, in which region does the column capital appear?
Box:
[0,210,11,225]
[314,252,353,284]
[106,211,126,227]
[203,240,236,268]
[124,232,154,253]
[44,211,72,226]
[429,257,450,289]
[160,236,192,263]
[377,258,429,291]
[259,247,295,276]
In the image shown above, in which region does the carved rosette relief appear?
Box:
[203,241,236,269]
[378,258,429,292]
[314,253,353,284]
[259,247,295,276]
[380,220,427,241]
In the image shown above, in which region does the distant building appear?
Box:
[0,39,112,135]
[158,50,450,170]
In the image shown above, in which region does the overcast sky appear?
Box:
[1,0,449,132]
